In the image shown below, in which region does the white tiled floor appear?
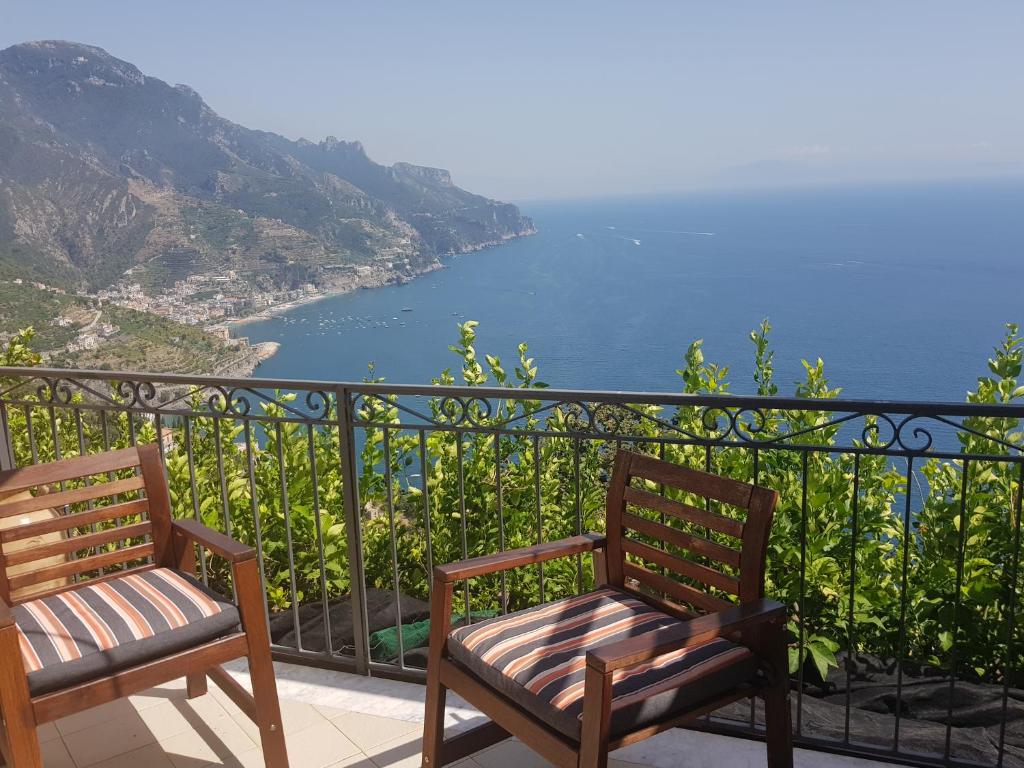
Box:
[34,661,895,768]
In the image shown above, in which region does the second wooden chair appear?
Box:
[422,449,792,768]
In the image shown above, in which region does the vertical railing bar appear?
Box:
[456,433,470,620]
[701,441,712,729]
[753,444,761,729]
[0,401,15,470]
[99,408,121,516]
[100,409,111,452]
[893,456,915,752]
[45,402,74,571]
[306,423,333,657]
[73,407,88,461]
[100,397,126,565]
[275,421,302,652]
[382,427,405,668]
[74,408,101,566]
[419,429,434,600]
[657,442,668,576]
[704,443,713,535]
[844,452,860,744]
[534,435,545,604]
[47,403,62,464]
[338,387,370,674]
[749,445,760,730]
[146,411,166,568]
[121,409,139,535]
[574,437,583,595]
[212,417,231,535]
[996,460,1024,767]
[73,407,89,467]
[796,450,808,736]
[494,431,507,612]
[183,417,208,584]
[945,458,971,762]
[154,413,166,465]
[24,406,38,464]
[127,409,138,446]
[243,421,269,629]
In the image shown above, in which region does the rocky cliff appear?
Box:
[0,41,535,295]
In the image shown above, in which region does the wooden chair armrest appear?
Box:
[433,533,606,584]
[0,598,14,630]
[171,519,256,564]
[586,598,786,674]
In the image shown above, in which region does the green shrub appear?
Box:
[3,321,1022,684]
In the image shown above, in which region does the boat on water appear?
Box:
[401,307,413,312]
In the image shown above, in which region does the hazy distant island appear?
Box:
[0,40,535,373]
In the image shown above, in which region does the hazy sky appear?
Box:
[3,1,1022,200]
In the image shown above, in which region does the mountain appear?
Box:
[0,41,534,296]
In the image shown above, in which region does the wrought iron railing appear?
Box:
[1,366,1022,768]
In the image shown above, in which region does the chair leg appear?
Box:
[423,576,455,768]
[578,666,612,768]
[186,672,208,699]
[248,644,288,768]
[421,673,447,768]
[764,632,794,768]
[0,627,42,768]
[764,679,793,768]
[234,558,288,768]
[0,719,42,768]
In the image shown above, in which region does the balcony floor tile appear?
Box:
[35,660,898,768]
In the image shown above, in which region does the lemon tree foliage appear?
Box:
[2,321,1022,684]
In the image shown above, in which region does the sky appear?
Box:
[2,1,1023,201]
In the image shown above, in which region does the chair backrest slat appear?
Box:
[622,486,745,538]
[626,452,754,508]
[0,447,144,494]
[608,450,778,615]
[622,561,734,614]
[0,445,173,605]
[622,512,741,569]
[621,538,741,595]
[0,476,147,519]
[4,522,152,568]
[7,542,155,594]
[1,499,149,545]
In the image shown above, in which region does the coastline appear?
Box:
[221,228,536,373]
[226,228,535,329]
[225,261,443,328]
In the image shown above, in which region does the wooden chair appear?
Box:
[422,450,792,768]
[0,445,288,767]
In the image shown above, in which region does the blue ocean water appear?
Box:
[240,179,1024,402]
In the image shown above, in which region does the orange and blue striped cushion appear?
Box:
[448,587,758,738]
[13,568,240,695]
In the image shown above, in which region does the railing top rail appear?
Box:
[2,365,1024,418]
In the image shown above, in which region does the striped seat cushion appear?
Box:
[13,568,240,696]
[448,587,759,739]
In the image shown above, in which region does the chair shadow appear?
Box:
[72,682,259,767]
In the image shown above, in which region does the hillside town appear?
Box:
[0,252,423,370]
[98,270,320,326]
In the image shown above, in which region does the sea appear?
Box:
[239,178,1024,403]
